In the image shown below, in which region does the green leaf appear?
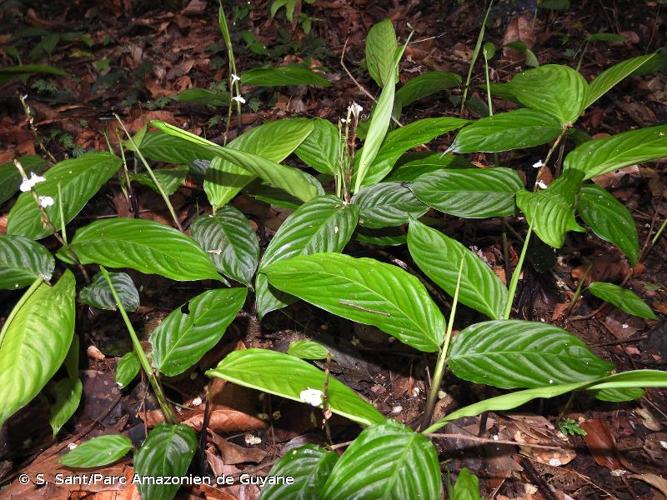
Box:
[66,218,221,282]
[131,166,188,196]
[7,152,122,240]
[0,271,76,427]
[49,377,82,436]
[509,64,589,124]
[396,71,461,108]
[353,182,427,228]
[172,88,228,107]
[116,352,140,389]
[260,444,338,500]
[149,119,314,208]
[354,50,400,191]
[150,288,247,376]
[0,234,54,290]
[426,370,667,432]
[588,282,657,319]
[450,469,481,500]
[191,208,259,286]
[287,339,330,360]
[356,227,407,247]
[577,184,639,265]
[60,434,133,468]
[0,155,47,205]
[360,117,469,186]
[516,170,585,248]
[294,118,341,174]
[365,19,398,87]
[595,387,645,402]
[264,253,445,352]
[79,271,140,312]
[586,54,655,108]
[451,109,563,153]
[448,320,612,389]
[207,348,385,426]
[321,420,441,499]
[0,64,68,85]
[134,424,197,500]
[412,168,524,218]
[241,64,330,87]
[256,195,359,318]
[563,125,667,179]
[387,153,468,182]
[408,221,507,319]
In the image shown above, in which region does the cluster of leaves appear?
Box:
[1,15,667,500]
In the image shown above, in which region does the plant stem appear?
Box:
[565,263,591,317]
[100,266,177,424]
[651,217,667,246]
[503,224,533,319]
[113,114,183,231]
[460,0,494,113]
[219,2,242,144]
[422,259,465,427]
[483,54,493,116]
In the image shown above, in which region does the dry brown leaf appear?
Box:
[630,473,667,497]
[502,15,536,60]
[184,408,267,433]
[580,419,624,470]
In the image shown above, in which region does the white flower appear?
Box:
[299,388,324,407]
[536,180,548,189]
[19,172,46,192]
[340,118,347,123]
[231,73,241,83]
[39,196,54,208]
[348,102,363,120]
[532,160,544,169]
[232,95,246,104]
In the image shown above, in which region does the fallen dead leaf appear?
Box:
[629,473,667,497]
[184,408,267,433]
[580,419,624,471]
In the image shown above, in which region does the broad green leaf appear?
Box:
[354,50,400,192]
[241,65,330,87]
[449,469,481,500]
[412,168,524,218]
[151,288,247,376]
[256,195,359,318]
[365,19,397,87]
[246,180,303,209]
[516,170,585,248]
[138,132,214,165]
[49,377,82,436]
[131,166,188,196]
[0,64,68,85]
[116,352,140,389]
[0,155,47,205]
[0,271,75,427]
[264,253,445,352]
[207,348,385,426]
[586,54,655,108]
[395,71,461,108]
[0,234,54,290]
[321,420,441,499]
[448,320,612,389]
[133,424,197,500]
[426,370,667,432]
[451,109,563,153]
[360,117,469,186]
[150,119,314,208]
[356,227,407,247]
[66,218,221,282]
[172,87,228,106]
[595,387,645,402]
[509,64,588,124]
[563,125,667,179]
[588,282,657,320]
[7,152,122,240]
[387,153,468,182]
[295,118,341,174]
[577,184,639,264]
[287,339,330,360]
[79,271,140,312]
[407,221,507,319]
[191,208,259,286]
[261,444,337,500]
[353,182,427,228]
[60,434,133,468]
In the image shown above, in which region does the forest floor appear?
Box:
[1,0,667,498]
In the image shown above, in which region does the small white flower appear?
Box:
[536,180,548,189]
[231,73,241,83]
[191,396,203,406]
[340,118,347,123]
[39,195,54,208]
[232,95,246,104]
[19,172,46,192]
[244,433,262,445]
[299,388,324,407]
[348,102,363,120]
[67,442,77,450]
[532,160,544,169]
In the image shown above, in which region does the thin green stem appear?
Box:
[503,224,533,319]
[460,0,494,113]
[113,114,182,231]
[100,266,177,424]
[483,54,493,116]
[422,259,465,427]
[576,40,589,72]
[565,263,591,317]
[651,217,667,246]
[219,2,242,144]
[57,182,67,245]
